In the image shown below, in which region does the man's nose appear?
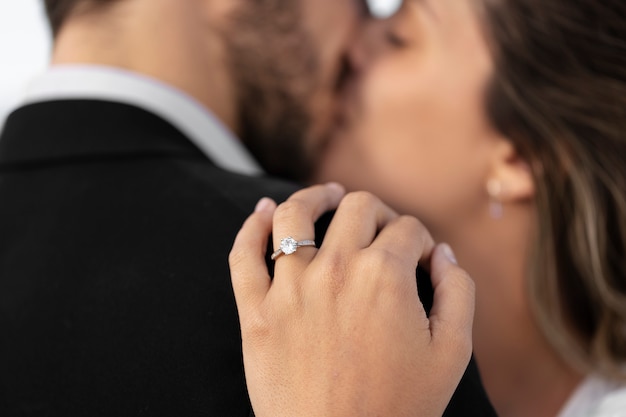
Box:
[348,19,392,73]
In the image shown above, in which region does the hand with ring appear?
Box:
[229,183,476,417]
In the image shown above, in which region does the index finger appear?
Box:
[229,198,277,319]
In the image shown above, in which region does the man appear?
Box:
[0,0,496,415]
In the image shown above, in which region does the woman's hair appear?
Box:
[481,0,626,379]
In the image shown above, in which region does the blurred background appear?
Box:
[0,0,51,129]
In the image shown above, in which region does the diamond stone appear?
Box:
[280,237,298,255]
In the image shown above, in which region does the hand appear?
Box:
[229,183,475,417]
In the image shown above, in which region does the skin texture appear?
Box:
[229,184,476,417]
[314,1,582,416]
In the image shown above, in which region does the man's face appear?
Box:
[223,0,364,181]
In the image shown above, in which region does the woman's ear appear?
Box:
[486,140,535,204]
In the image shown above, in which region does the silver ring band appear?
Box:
[271,237,317,261]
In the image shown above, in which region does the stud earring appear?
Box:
[487,179,503,219]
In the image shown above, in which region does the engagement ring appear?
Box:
[271,237,316,261]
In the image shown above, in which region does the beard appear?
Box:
[222,0,321,182]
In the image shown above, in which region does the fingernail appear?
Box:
[441,244,458,265]
[326,182,345,194]
[255,197,275,213]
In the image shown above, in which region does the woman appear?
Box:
[231,0,626,416]
[315,0,626,415]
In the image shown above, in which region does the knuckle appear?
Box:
[241,311,272,342]
[312,248,351,296]
[357,248,404,283]
[273,198,308,223]
[364,247,396,268]
[341,191,380,211]
[228,247,247,269]
[320,249,349,276]
[289,184,325,201]
[315,249,350,295]
[395,215,424,235]
[395,216,434,250]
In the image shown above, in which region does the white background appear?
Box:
[0,0,51,127]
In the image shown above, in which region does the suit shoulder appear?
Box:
[168,159,301,215]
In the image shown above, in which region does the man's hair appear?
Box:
[44,0,115,36]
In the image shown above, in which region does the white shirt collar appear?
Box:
[557,375,625,417]
[21,65,264,176]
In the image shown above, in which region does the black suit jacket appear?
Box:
[0,100,496,416]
